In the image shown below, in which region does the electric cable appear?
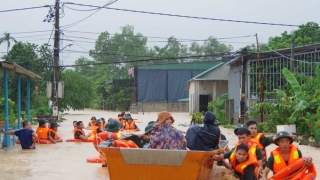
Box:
[0,6,49,13]
[64,2,306,28]
[61,0,118,30]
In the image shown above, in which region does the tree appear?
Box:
[58,70,94,111]
[1,42,53,111]
[89,25,149,66]
[189,37,233,61]
[0,32,17,53]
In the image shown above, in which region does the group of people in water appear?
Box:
[1,110,316,180]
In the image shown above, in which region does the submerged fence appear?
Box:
[0,125,19,148]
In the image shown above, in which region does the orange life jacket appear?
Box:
[250,133,267,165]
[125,122,135,130]
[74,128,85,139]
[102,122,106,129]
[48,129,58,140]
[271,145,299,174]
[36,127,49,139]
[112,139,139,148]
[229,144,258,177]
[91,126,99,136]
[89,122,95,127]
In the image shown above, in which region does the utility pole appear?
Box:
[255,33,264,122]
[240,48,248,124]
[290,37,295,73]
[53,0,60,120]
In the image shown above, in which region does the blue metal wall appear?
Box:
[138,69,204,102]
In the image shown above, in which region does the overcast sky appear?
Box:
[1,0,319,65]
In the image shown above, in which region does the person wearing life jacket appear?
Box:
[246,120,297,169]
[99,120,123,167]
[246,120,276,168]
[122,116,140,131]
[36,119,49,140]
[213,126,263,176]
[262,131,313,180]
[74,121,91,141]
[100,118,106,129]
[225,143,258,180]
[92,119,103,136]
[48,122,63,144]
[86,116,96,130]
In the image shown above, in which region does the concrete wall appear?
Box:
[228,65,241,122]
[198,81,213,94]
[139,102,189,112]
[212,80,228,100]
[201,64,229,80]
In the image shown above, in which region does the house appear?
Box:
[134,61,223,112]
[228,43,320,125]
[186,62,229,113]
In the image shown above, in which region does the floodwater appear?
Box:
[1,109,320,180]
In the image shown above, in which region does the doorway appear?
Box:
[199,95,209,112]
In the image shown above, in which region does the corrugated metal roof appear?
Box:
[137,61,223,70]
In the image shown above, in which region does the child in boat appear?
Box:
[48,122,63,144]
[262,131,313,180]
[224,143,258,180]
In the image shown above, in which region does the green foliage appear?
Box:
[190,112,204,125]
[0,98,16,123]
[36,106,51,116]
[282,68,304,101]
[257,121,277,133]
[249,67,320,136]
[207,93,229,124]
[59,70,94,111]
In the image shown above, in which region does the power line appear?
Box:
[0,5,49,13]
[56,55,230,67]
[10,30,54,34]
[65,2,304,27]
[63,32,254,43]
[61,0,118,30]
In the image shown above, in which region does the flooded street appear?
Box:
[1,109,320,179]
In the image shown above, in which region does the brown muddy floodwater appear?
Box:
[1,109,319,180]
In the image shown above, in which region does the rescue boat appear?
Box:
[98,140,231,180]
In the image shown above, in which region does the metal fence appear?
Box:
[0,125,19,148]
[247,50,320,105]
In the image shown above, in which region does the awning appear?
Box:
[178,98,189,102]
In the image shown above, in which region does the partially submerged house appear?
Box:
[134,61,223,112]
[186,62,229,113]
